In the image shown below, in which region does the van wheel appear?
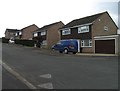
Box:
[64,49,68,54]
[59,51,63,53]
[73,52,77,54]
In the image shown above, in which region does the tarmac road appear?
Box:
[2,68,28,89]
[2,43,118,89]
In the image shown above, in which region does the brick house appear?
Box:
[20,24,39,40]
[33,21,64,48]
[14,30,22,39]
[5,29,20,39]
[60,11,119,54]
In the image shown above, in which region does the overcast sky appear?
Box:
[0,0,119,37]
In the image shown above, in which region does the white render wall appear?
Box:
[117,29,120,34]
[118,34,120,55]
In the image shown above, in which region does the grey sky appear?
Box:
[94,2,118,25]
[0,0,119,37]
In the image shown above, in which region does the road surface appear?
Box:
[2,43,118,89]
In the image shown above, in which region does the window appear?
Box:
[62,29,71,35]
[15,33,18,36]
[104,26,108,31]
[41,31,46,36]
[78,26,89,33]
[33,33,38,37]
[81,40,92,47]
[81,40,84,47]
[89,40,92,47]
[19,31,22,35]
[42,40,47,45]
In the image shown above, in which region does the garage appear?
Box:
[95,39,115,54]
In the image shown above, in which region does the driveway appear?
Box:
[2,43,118,89]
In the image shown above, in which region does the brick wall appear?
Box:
[21,24,39,40]
[47,22,64,48]
[91,13,118,53]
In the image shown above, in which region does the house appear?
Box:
[60,11,119,54]
[118,29,120,34]
[5,29,20,39]
[14,30,22,39]
[33,21,64,48]
[20,24,39,40]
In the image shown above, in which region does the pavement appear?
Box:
[2,43,118,89]
[11,43,118,57]
[76,53,118,57]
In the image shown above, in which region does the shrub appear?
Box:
[2,37,9,43]
[15,39,35,47]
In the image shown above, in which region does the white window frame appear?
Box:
[81,39,92,47]
[104,26,108,31]
[41,31,46,36]
[89,40,92,47]
[81,40,84,47]
[33,33,38,37]
[15,33,18,36]
[62,29,71,35]
[78,26,89,33]
[19,31,22,35]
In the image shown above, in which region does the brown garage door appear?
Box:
[95,39,115,54]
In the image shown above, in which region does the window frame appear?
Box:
[104,26,108,31]
[81,39,92,47]
[41,31,46,36]
[33,33,38,37]
[19,31,22,35]
[78,26,89,33]
[62,29,71,35]
[15,33,18,36]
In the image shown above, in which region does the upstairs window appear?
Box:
[78,26,89,33]
[15,33,18,36]
[19,31,22,35]
[33,33,38,37]
[62,29,71,35]
[41,31,46,36]
[104,26,108,31]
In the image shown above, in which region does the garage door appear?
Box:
[95,39,115,54]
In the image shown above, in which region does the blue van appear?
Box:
[52,39,80,54]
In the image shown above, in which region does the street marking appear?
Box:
[2,61,37,89]
[38,82,53,89]
[39,74,52,79]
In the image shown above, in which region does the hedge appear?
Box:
[15,39,35,47]
[2,37,9,43]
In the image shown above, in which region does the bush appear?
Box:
[2,37,9,43]
[15,39,35,47]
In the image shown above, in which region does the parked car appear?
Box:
[9,38,14,44]
[52,39,80,54]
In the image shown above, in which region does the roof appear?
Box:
[61,11,107,29]
[5,29,20,34]
[35,21,63,32]
[21,24,39,31]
